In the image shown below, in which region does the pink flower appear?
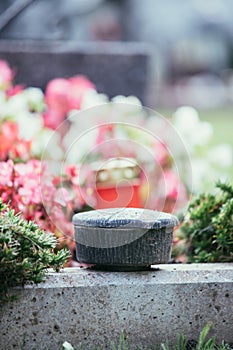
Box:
[41,183,56,204]
[0,60,14,89]
[54,187,73,206]
[0,159,14,187]
[162,170,188,213]
[18,185,41,205]
[14,160,40,185]
[67,75,95,110]
[96,124,114,145]
[43,109,65,129]
[45,78,70,115]
[44,75,95,129]
[14,160,42,205]
[164,170,180,200]
[6,84,24,97]
[154,141,170,166]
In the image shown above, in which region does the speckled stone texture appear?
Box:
[0,264,232,350]
[73,208,178,229]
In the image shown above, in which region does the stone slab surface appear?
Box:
[0,264,233,350]
[0,40,151,103]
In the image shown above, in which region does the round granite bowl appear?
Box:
[73,208,178,271]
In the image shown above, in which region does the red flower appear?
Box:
[10,139,31,161]
[0,121,32,161]
[65,164,78,179]
[0,121,18,160]
[96,124,114,145]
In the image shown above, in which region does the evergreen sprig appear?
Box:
[179,181,233,262]
[0,200,70,304]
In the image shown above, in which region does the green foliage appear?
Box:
[0,200,70,304]
[178,181,233,262]
[62,324,232,350]
[161,323,232,350]
[63,332,132,350]
[161,334,188,350]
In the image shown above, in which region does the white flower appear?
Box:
[2,88,44,119]
[196,121,214,145]
[112,95,142,108]
[0,92,7,119]
[172,106,213,151]
[80,89,108,110]
[207,144,233,168]
[31,128,63,160]
[63,127,98,164]
[173,106,200,136]
[5,93,28,116]
[110,95,144,125]
[191,159,211,193]
[0,91,6,103]
[22,87,45,111]
[17,112,43,140]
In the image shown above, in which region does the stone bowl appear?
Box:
[73,208,179,271]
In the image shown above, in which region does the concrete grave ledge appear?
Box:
[0,263,232,350]
[0,40,151,103]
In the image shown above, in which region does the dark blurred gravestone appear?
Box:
[0,40,151,102]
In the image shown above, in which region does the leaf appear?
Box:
[197,323,212,350]
[0,200,70,304]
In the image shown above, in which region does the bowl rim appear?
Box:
[73,207,179,230]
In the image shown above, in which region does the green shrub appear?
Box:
[178,181,233,262]
[0,200,70,304]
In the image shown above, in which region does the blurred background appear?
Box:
[0,0,232,263]
[0,0,232,169]
[1,0,233,106]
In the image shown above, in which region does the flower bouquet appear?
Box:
[0,60,232,263]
